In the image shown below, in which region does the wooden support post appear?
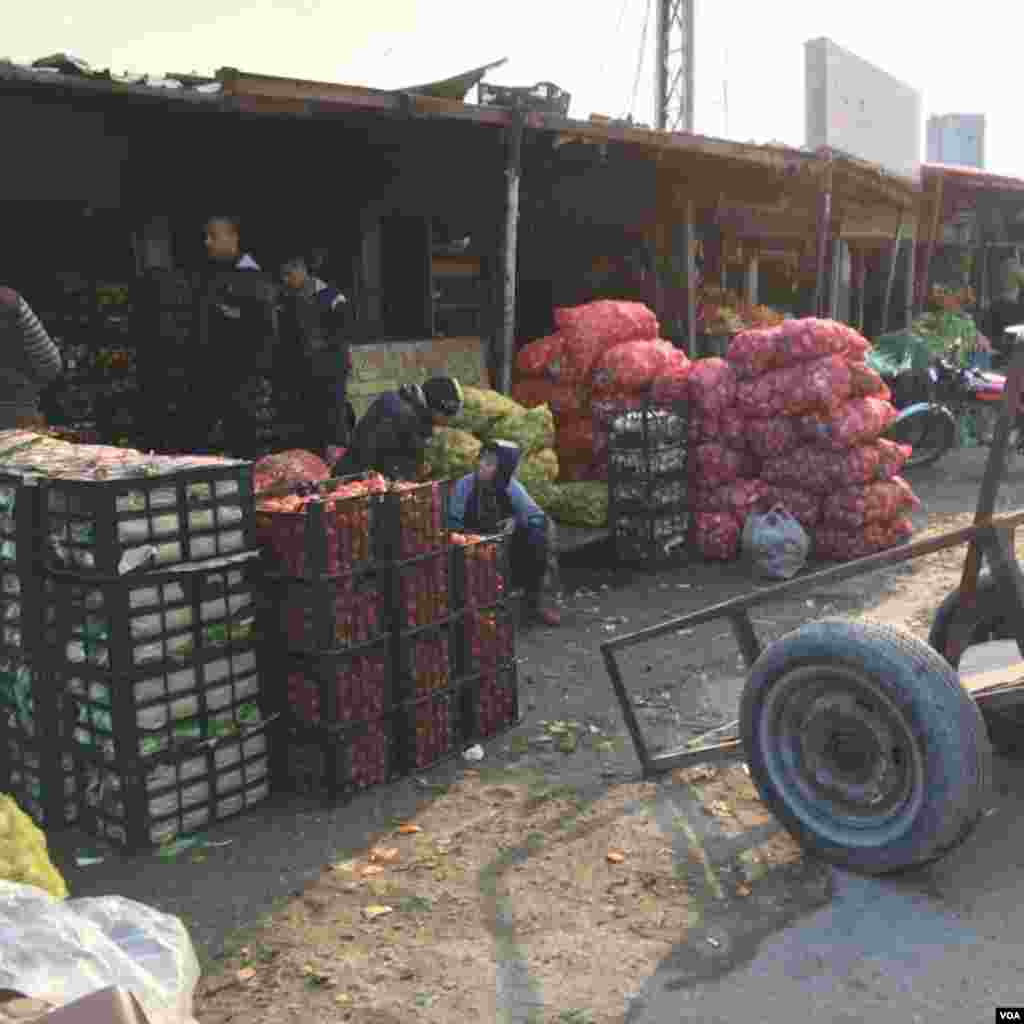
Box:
[499,111,524,395]
[917,175,945,318]
[745,252,759,307]
[813,166,833,317]
[855,248,868,333]
[684,198,697,359]
[881,216,904,335]
[829,236,842,320]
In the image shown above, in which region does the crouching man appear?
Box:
[449,440,561,627]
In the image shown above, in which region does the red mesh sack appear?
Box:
[797,398,899,450]
[835,322,871,363]
[822,476,921,530]
[876,439,912,479]
[814,517,914,562]
[720,408,748,451]
[703,479,769,518]
[693,443,749,489]
[254,449,330,495]
[849,363,891,400]
[726,326,786,378]
[515,334,565,378]
[687,358,738,419]
[554,300,659,345]
[696,510,743,561]
[591,339,672,397]
[736,355,853,418]
[759,485,823,529]
[556,415,596,458]
[744,417,800,460]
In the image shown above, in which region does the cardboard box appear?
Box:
[0,988,154,1024]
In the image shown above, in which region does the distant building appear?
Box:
[927,113,985,169]
[805,38,922,180]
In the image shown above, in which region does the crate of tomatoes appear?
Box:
[461,663,519,743]
[284,643,392,726]
[271,576,387,654]
[276,714,399,803]
[450,531,508,610]
[255,474,387,579]
[457,606,516,679]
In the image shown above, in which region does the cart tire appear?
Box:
[740,618,991,874]
[885,407,956,469]
[928,572,1021,669]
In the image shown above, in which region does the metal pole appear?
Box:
[499,111,524,395]
[856,248,867,333]
[655,0,668,132]
[684,198,697,359]
[881,216,904,335]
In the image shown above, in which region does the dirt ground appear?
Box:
[188,447,1022,1024]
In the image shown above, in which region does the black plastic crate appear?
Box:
[460,663,520,744]
[267,575,387,654]
[612,509,691,565]
[451,532,509,610]
[374,479,452,563]
[395,620,457,702]
[400,687,463,774]
[478,80,571,116]
[0,653,75,830]
[74,718,272,852]
[0,725,78,830]
[283,642,392,726]
[47,553,260,678]
[609,471,689,511]
[42,463,255,575]
[255,479,378,580]
[275,712,400,803]
[601,399,690,451]
[456,607,516,680]
[385,549,453,632]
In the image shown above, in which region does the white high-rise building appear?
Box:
[805,38,922,181]
[927,114,986,169]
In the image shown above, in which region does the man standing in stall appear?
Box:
[278,255,355,457]
[188,215,279,457]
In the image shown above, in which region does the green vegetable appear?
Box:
[423,427,482,480]
[538,481,609,528]
[449,387,525,437]
[484,403,555,454]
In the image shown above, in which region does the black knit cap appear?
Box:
[422,377,464,417]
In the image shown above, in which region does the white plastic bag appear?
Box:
[0,881,199,1023]
[742,505,810,581]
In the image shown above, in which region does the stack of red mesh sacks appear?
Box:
[690,318,920,562]
[511,301,691,481]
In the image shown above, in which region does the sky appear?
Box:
[9,0,1020,175]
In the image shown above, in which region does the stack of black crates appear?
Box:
[0,460,274,852]
[601,398,690,566]
[258,477,519,803]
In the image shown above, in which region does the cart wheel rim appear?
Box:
[759,664,926,846]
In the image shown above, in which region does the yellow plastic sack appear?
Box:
[423,427,482,480]
[450,387,524,438]
[485,403,556,454]
[517,448,559,492]
[0,794,69,900]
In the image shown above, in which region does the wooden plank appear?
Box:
[499,114,524,395]
[881,217,904,334]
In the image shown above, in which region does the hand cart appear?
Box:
[602,346,1024,875]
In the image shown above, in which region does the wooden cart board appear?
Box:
[348,338,490,419]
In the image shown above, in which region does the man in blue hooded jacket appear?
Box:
[449,440,561,627]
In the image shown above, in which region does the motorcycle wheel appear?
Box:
[885,407,957,469]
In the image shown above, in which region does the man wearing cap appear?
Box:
[336,376,463,481]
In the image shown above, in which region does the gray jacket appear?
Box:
[0,297,63,427]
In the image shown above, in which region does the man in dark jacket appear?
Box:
[278,256,354,455]
[337,377,463,481]
[448,440,561,627]
[190,216,279,457]
[0,286,62,429]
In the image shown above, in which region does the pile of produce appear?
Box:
[0,794,68,900]
[689,319,920,563]
[507,301,692,526]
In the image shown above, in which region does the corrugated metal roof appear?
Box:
[0,51,920,211]
[923,161,1024,193]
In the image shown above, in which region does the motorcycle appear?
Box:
[880,328,1023,469]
